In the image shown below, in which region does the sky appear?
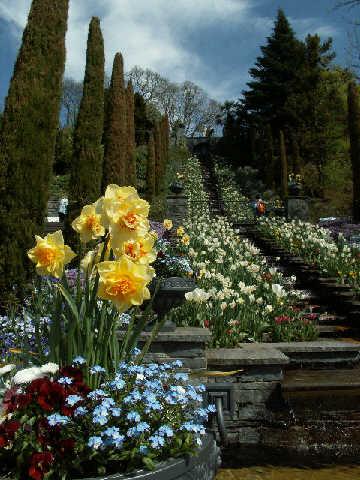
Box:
[0,0,356,107]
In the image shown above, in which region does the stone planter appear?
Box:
[169,182,184,195]
[125,435,220,479]
[2,435,219,480]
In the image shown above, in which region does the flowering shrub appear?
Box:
[165,158,318,345]
[258,217,360,292]
[0,359,213,480]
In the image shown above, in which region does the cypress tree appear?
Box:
[102,52,127,189]
[0,0,69,302]
[146,132,156,200]
[154,122,163,196]
[291,135,302,174]
[348,82,360,222]
[280,130,288,198]
[71,17,104,206]
[264,124,275,188]
[126,81,137,186]
[134,93,153,145]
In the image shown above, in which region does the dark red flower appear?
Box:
[4,420,21,437]
[29,452,54,480]
[59,438,75,455]
[0,436,7,448]
[59,366,83,383]
[27,378,66,412]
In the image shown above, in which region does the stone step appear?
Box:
[283,367,360,392]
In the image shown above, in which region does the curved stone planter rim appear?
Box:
[81,434,218,480]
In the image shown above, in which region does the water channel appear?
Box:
[217,466,360,479]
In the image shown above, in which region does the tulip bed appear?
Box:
[213,162,254,223]
[258,217,360,293]
[166,158,319,346]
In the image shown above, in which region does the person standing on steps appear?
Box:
[253,194,266,217]
[58,196,68,223]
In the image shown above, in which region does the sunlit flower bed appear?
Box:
[258,217,360,292]
[214,162,254,223]
[0,357,213,479]
[166,158,318,346]
[0,184,210,479]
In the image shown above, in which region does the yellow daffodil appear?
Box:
[72,203,105,243]
[97,257,154,312]
[177,226,185,237]
[163,219,173,230]
[181,234,190,246]
[28,231,76,279]
[108,196,150,248]
[80,242,111,273]
[101,185,142,226]
[116,234,157,265]
[149,230,158,240]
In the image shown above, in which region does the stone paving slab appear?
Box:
[272,341,360,353]
[207,345,289,367]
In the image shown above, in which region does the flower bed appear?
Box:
[258,217,360,293]
[214,162,254,223]
[165,158,319,346]
[0,358,214,480]
[0,184,217,479]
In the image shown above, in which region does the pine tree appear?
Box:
[244,9,306,133]
[71,17,105,206]
[280,130,288,198]
[146,132,156,200]
[0,0,69,302]
[348,82,360,222]
[126,81,137,186]
[102,53,127,189]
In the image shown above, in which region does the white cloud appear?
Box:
[0,0,253,99]
[292,17,340,39]
[0,1,341,102]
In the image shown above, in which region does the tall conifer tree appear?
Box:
[71,17,104,205]
[264,125,275,188]
[348,82,360,222]
[102,53,127,189]
[244,9,305,133]
[126,81,137,186]
[280,130,288,198]
[146,132,156,200]
[154,122,163,196]
[0,0,69,301]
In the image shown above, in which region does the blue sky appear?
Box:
[0,0,355,107]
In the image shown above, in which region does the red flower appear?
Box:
[29,452,54,480]
[59,366,83,384]
[274,315,292,325]
[27,378,66,412]
[0,436,7,448]
[204,319,210,328]
[4,420,21,437]
[59,438,75,456]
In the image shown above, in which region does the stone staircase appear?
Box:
[44,198,63,233]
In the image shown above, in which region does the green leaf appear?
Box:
[142,456,156,470]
